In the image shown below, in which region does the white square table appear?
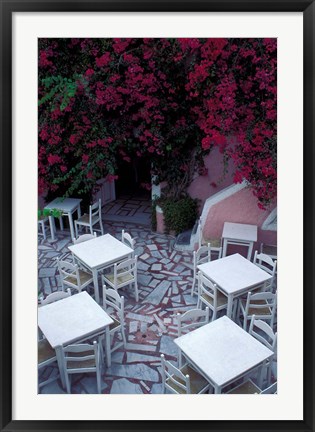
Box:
[68,233,134,303]
[222,222,258,260]
[174,316,273,394]
[38,291,113,389]
[44,197,82,242]
[198,253,272,318]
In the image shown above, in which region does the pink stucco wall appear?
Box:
[188,146,235,210]
[203,187,276,248]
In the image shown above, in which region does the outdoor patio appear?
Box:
[38,206,277,394]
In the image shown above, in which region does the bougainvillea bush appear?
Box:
[38,38,276,208]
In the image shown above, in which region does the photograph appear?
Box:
[37,37,278,395]
[1,1,313,430]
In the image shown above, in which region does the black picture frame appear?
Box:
[1,1,313,431]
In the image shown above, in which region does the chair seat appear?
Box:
[166,364,209,394]
[109,317,121,331]
[38,215,48,222]
[65,269,93,286]
[240,299,272,316]
[75,213,100,225]
[38,339,56,364]
[201,291,228,307]
[227,379,261,394]
[202,238,221,248]
[104,272,134,286]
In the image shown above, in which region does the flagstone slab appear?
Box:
[110,378,143,394]
[159,335,178,358]
[126,353,160,363]
[145,280,171,305]
[106,364,159,382]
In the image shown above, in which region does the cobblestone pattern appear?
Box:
[38,220,277,394]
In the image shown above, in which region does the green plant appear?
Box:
[38,208,62,219]
[156,195,199,235]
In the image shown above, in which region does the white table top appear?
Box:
[198,253,271,295]
[68,233,133,269]
[38,291,113,348]
[174,316,273,388]
[44,197,82,212]
[222,222,257,242]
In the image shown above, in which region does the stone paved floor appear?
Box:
[38,214,277,394]
[103,195,151,226]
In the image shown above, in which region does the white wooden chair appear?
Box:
[38,289,71,390]
[177,307,210,337]
[260,243,277,260]
[198,218,222,258]
[238,291,277,331]
[73,232,97,244]
[40,288,71,306]
[56,258,94,295]
[38,338,58,390]
[226,379,277,394]
[253,251,277,291]
[74,199,104,237]
[121,230,135,258]
[191,243,211,296]
[176,307,210,367]
[197,272,228,321]
[249,315,277,385]
[38,215,50,240]
[102,286,126,364]
[160,354,210,394]
[62,340,102,394]
[101,256,138,301]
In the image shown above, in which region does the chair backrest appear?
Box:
[40,288,71,305]
[253,251,277,277]
[102,286,124,322]
[114,256,137,283]
[89,199,101,221]
[62,341,100,372]
[160,354,190,394]
[249,315,277,352]
[198,272,220,308]
[121,230,135,249]
[73,232,97,244]
[56,258,80,287]
[194,244,211,269]
[260,381,277,394]
[177,307,210,336]
[244,291,277,321]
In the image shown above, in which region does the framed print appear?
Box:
[1,0,314,431]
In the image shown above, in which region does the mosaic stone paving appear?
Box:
[102,196,152,226]
[38,219,277,394]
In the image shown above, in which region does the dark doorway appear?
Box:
[115,157,151,199]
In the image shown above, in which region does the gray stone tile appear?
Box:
[145,280,171,305]
[110,378,143,394]
[127,353,160,363]
[125,343,157,352]
[159,335,178,358]
[106,364,159,382]
[39,267,56,277]
[151,383,164,394]
[126,313,154,323]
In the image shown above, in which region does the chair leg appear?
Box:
[96,369,102,394]
[121,325,127,348]
[105,332,111,367]
[90,225,94,235]
[99,219,104,235]
[65,372,71,394]
[134,280,139,302]
[191,271,196,297]
[75,221,79,238]
[212,309,217,322]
